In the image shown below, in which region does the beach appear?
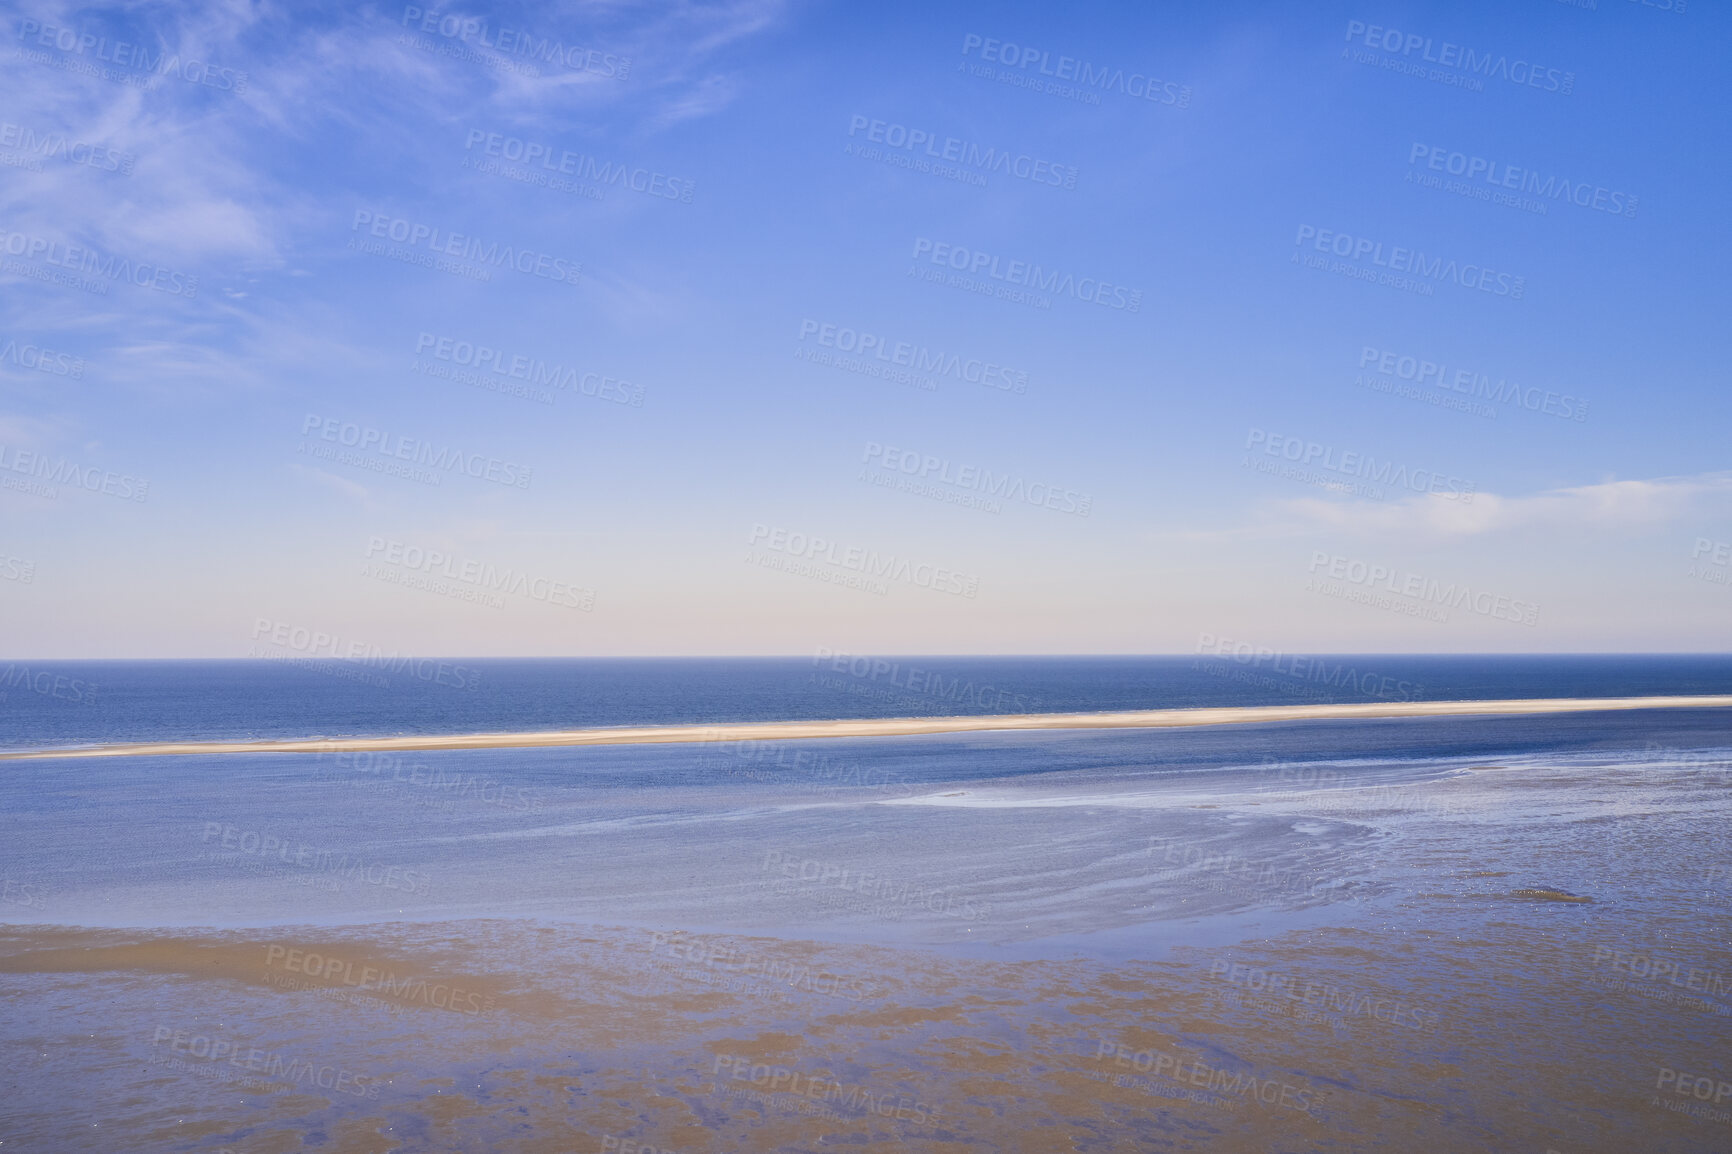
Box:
[4,669,1730,1151]
[3,865,1726,1151]
[3,654,1732,1150]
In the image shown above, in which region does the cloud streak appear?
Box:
[1275,473,1732,539]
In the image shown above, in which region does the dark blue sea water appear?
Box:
[5,654,1732,750]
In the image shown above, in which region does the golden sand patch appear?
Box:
[8,694,1729,759]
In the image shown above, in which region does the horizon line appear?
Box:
[6,651,1732,662]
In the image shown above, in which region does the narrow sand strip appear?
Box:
[5,694,1731,761]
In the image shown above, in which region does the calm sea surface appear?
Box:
[6,654,1732,749]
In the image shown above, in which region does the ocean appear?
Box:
[2,658,1729,1152]
[7,653,1732,750]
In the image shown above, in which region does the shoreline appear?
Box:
[6,694,1732,761]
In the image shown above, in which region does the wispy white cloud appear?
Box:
[1274,473,1732,538]
[0,0,791,376]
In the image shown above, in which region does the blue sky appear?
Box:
[1,0,1728,657]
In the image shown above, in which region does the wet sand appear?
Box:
[6,714,1729,1150]
[1,914,1724,1153]
[7,692,1731,759]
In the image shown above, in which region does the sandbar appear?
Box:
[5,693,1731,760]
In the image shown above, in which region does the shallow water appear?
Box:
[3,709,1730,1150]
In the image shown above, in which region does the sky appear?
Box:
[1,0,1728,658]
